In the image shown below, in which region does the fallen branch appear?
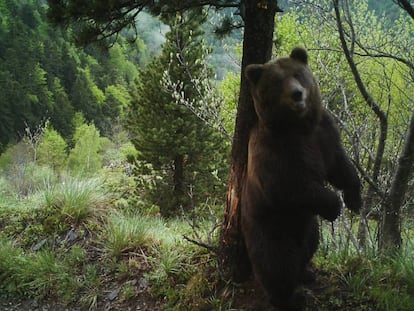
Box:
[183,235,218,253]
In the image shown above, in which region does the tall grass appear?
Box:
[0,237,79,301]
[314,217,414,311]
[105,212,155,259]
[104,212,190,258]
[391,244,414,293]
[44,176,107,224]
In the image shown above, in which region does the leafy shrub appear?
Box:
[37,124,68,171]
[67,123,106,176]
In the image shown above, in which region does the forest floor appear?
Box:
[0,273,376,311]
[0,239,377,311]
[0,174,412,311]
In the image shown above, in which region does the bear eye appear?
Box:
[293,72,302,80]
[293,72,309,86]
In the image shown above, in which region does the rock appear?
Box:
[107,288,120,301]
[32,239,48,252]
[65,229,78,242]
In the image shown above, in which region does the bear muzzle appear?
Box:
[291,89,307,113]
[291,89,304,102]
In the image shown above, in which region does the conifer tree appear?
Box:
[127,9,229,216]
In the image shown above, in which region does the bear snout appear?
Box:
[290,88,307,113]
[291,89,304,102]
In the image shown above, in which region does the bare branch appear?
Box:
[183,235,218,253]
[394,0,414,20]
[333,0,388,185]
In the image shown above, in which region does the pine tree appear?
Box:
[127,9,229,216]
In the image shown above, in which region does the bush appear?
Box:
[67,123,106,176]
[37,124,68,172]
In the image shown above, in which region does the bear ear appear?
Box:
[245,64,264,85]
[290,47,308,65]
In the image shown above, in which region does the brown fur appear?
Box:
[241,47,361,311]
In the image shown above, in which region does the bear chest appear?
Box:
[247,133,324,196]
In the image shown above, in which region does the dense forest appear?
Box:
[1,0,414,310]
[0,0,139,149]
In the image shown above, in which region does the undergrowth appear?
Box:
[1,170,414,310]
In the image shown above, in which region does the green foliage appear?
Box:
[67,122,105,176]
[313,250,414,311]
[219,71,239,137]
[1,167,414,310]
[104,84,131,118]
[0,0,149,151]
[79,265,101,309]
[0,153,56,198]
[104,212,156,259]
[37,123,68,171]
[71,67,106,122]
[44,176,107,225]
[127,9,230,216]
[0,237,79,301]
[146,242,195,302]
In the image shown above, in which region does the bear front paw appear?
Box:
[343,191,362,213]
[321,204,341,222]
[318,194,341,222]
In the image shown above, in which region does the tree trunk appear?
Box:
[219,0,278,282]
[379,111,414,252]
[172,154,186,213]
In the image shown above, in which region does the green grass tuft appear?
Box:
[0,236,79,302]
[44,176,107,224]
[105,212,155,259]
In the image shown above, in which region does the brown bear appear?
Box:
[241,47,361,311]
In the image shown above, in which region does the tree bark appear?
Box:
[379,111,414,251]
[219,0,278,282]
[173,154,186,213]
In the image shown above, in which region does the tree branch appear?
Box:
[183,235,218,253]
[333,0,388,186]
[394,0,414,20]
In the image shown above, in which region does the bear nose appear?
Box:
[291,89,303,101]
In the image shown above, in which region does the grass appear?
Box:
[0,237,79,302]
[309,227,414,311]
[104,211,155,259]
[44,176,107,224]
[78,265,102,309]
[2,168,414,311]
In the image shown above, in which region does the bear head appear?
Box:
[245,47,322,132]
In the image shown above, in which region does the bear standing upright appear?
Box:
[241,47,361,311]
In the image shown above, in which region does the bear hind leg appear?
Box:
[247,239,305,311]
[301,216,320,285]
